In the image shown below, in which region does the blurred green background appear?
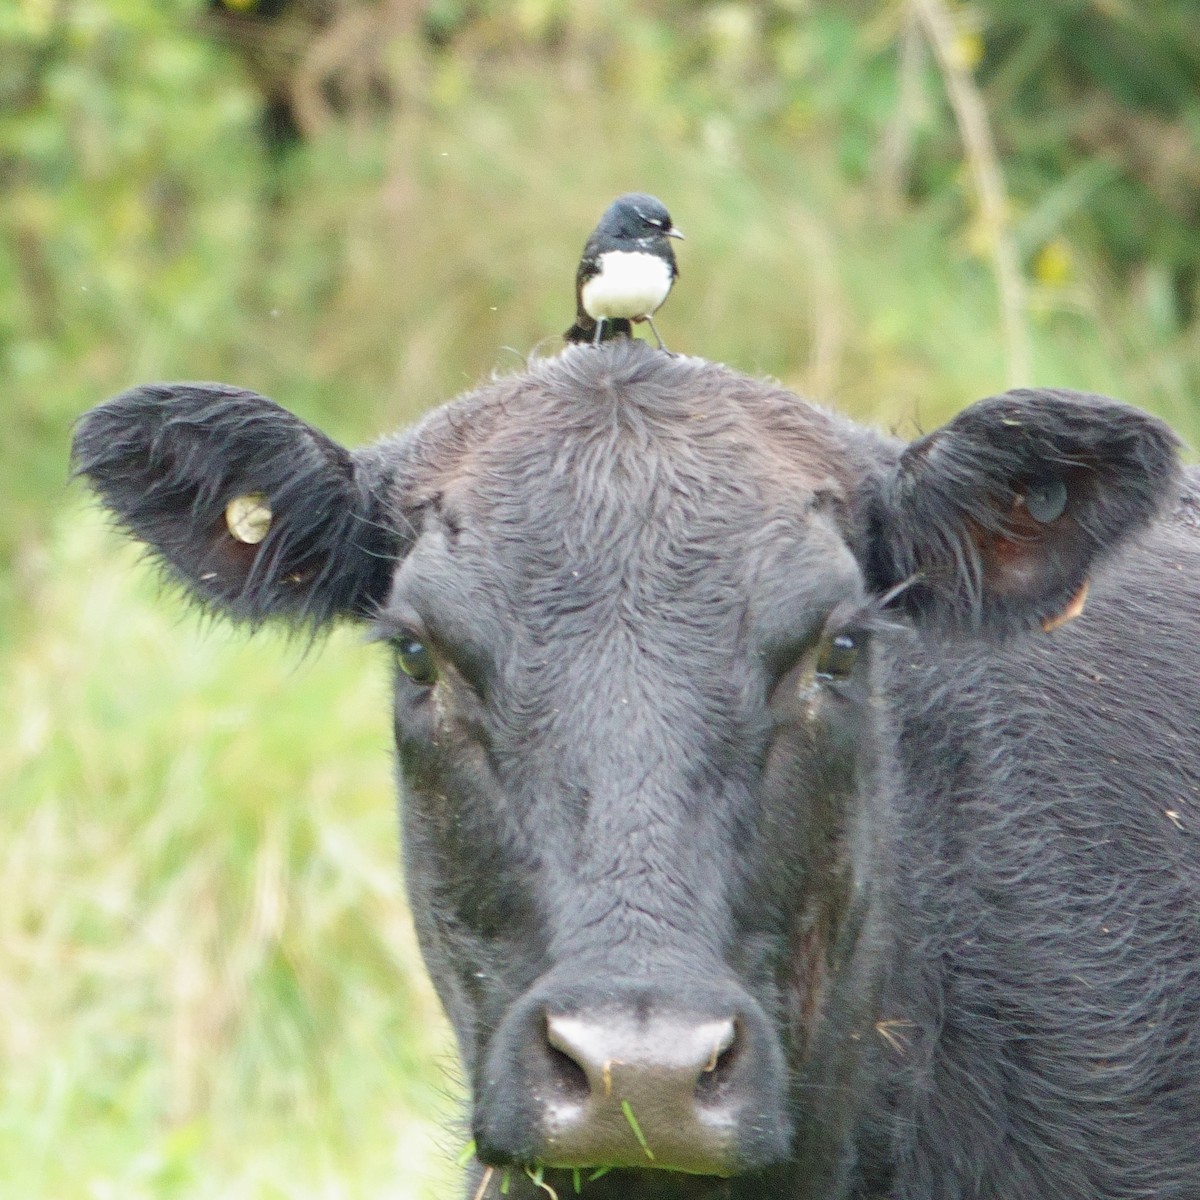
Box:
[2,0,1198,1195]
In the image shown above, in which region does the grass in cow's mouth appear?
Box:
[468,1164,513,1199]
[526,1163,558,1198]
[620,1100,656,1161]
[471,1166,494,1200]
[571,1167,614,1192]
[463,1147,617,1199]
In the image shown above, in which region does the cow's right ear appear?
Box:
[72,383,399,628]
[860,387,1180,637]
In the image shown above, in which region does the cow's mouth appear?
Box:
[472,1165,741,1200]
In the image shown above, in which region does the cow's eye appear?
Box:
[395,637,438,685]
[1024,476,1068,523]
[816,631,860,680]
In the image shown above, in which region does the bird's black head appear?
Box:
[595,192,683,242]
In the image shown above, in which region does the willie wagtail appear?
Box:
[564,193,684,350]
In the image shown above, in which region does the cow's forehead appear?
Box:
[394,345,869,530]
[382,346,874,640]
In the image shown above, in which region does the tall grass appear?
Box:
[0,511,458,1197]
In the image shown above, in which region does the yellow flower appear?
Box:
[1034,239,1073,287]
[951,31,984,72]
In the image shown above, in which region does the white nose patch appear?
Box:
[581,251,673,321]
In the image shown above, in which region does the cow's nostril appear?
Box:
[695,1018,739,1103]
[546,1042,591,1105]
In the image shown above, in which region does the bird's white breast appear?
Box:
[581,250,673,320]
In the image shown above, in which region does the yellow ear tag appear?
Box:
[1042,580,1089,633]
[225,493,273,544]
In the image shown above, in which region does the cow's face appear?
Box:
[74,343,1177,1200]
[377,366,893,1188]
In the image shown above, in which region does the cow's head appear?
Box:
[74,344,1177,1198]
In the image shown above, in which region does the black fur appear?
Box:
[861,387,1180,635]
[71,382,398,627]
[563,314,633,344]
[73,345,1200,1200]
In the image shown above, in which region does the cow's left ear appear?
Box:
[863,388,1180,636]
[72,383,401,629]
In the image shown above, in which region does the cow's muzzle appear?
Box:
[473,975,791,1177]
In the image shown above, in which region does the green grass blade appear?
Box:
[620,1100,655,1161]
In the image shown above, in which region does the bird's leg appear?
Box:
[644,315,668,353]
[592,318,605,346]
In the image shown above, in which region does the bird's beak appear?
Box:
[667,227,685,240]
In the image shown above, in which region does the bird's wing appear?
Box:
[575,248,603,293]
[662,239,679,281]
[567,237,605,339]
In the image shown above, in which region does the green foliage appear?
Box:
[972,0,1200,317]
[1,0,264,627]
[1,0,1198,1194]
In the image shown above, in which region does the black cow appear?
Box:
[73,342,1200,1199]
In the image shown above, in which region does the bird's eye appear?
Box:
[815,631,861,680]
[395,637,438,685]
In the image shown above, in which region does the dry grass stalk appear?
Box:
[912,0,1031,386]
[877,4,926,213]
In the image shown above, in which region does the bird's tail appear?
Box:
[563,316,633,345]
